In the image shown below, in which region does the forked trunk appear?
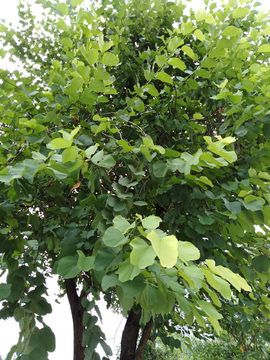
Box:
[120,310,153,360]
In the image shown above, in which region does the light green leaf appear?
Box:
[71,0,85,6]
[241,199,263,211]
[130,237,156,268]
[77,250,95,271]
[203,268,232,299]
[32,151,47,161]
[181,45,197,60]
[232,7,249,18]
[56,19,69,32]
[193,29,205,41]
[51,74,66,86]
[197,300,223,319]
[133,98,145,112]
[144,84,159,97]
[167,37,184,52]
[264,25,270,35]
[50,138,72,149]
[143,137,165,154]
[91,150,115,168]
[183,266,204,280]
[155,72,173,85]
[134,201,147,206]
[196,69,211,79]
[258,172,270,180]
[223,26,242,37]
[85,48,99,66]
[248,168,257,177]
[168,58,186,71]
[156,55,167,67]
[195,9,207,21]
[94,67,110,80]
[62,147,78,163]
[140,145,151,160]
[62,38,73,47]
[103,227,128,247]
[178,241,200,263]
[89,80,105,92]
[118,139,135,152]
[208,317,222,335]
[209,47,226,58]
[199,176,214,187]
[102,53,119,66]
[57,3,69,15]
[64,85,77,97]
[21,159,40,183]
[258,44,270,53]
[94,122,107,135]
[113,215,134,234]
[206,259,251,292]
[118,257,141,282]
[98,33,105,52]
[147,231,178,268]
[19,118,36,128]
[142,215,161,230]
[193,112,204,119]
[85,144,98,158]
[70,77,84,90]
[205,14,215,24]
[144,70,155,81]
[201,58,218,68]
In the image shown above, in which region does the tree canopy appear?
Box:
[0,0,270,359]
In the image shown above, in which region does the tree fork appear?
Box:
[65,278,86,360]
[120,309,153,360]
[135,317,154,360]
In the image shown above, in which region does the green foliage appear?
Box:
[143,336,270,360]
[0,0,270,358]
[189,338,267,360]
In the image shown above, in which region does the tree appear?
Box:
[0,0,270,359]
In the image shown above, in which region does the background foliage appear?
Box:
[140,335,270,360]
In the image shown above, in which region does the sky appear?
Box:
[0,0,270,359]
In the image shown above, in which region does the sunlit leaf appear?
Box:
[168,58,186,71]
[155,72,173,84]
[142,215,161,230]
[130,237,156,268]
[147,231,178,268]
[178,241,200,263]
[50,138,72,149]
[181,45,197,60]
[102,53,119,66]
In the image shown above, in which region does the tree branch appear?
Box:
[135,317,153,360]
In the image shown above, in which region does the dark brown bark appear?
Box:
[120,310,141,360]
[135,318,153,360]
[65,278,86,360]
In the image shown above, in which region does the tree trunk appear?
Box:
[120,310,141,360]
[65,278,86,360]
[120,310,153,360]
